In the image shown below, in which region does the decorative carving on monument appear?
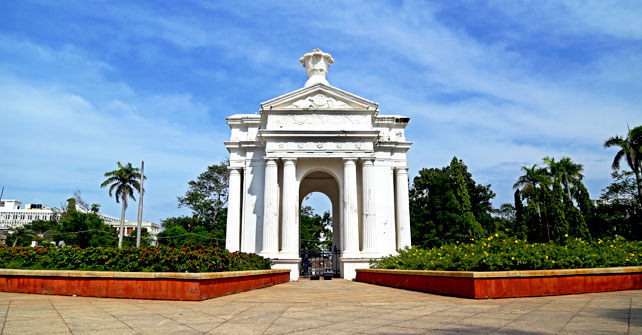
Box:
[289,94,352,109]
[269,141,371,152]
[270,113,367,127]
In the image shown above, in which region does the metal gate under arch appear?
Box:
[299,246,341,279]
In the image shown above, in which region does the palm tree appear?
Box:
[513,164,549,206]
[604,125,642,205]
[543,156,584,200]
[514,164,550,241]
[101,162,143,248]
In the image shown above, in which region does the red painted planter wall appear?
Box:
[0,272,290,301]
[356,271,642,299]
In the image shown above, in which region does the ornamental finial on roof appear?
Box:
[299,49,334,88]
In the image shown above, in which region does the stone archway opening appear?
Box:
[299,192,333,251]
[299,170,341,252]
[299,171,342,278]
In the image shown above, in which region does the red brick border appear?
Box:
[356,267,642,299]
[0,269,290,301]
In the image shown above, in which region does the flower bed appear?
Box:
[374,235,642,271]
[0,245,271,272]
[360,235,642,298]
[0,268,290,301]
[0,246,283,300]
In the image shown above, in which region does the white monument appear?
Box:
[225,49,412,280]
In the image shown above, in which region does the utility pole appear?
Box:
[136,161,144,247]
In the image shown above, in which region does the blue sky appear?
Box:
[1,1,641,223]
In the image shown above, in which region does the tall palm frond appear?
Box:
[604,125,642,206]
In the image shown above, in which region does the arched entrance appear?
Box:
[299,172,341,278]
[299,170,341,251]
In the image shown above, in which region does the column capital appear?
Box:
[264,158,278,166]
[395,166,410,172]
[228,166,243,172]
[343,157,358,164]
[282,157,297,164]
[361,157,375,165]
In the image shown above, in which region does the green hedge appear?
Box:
[374,234,642,271]
[0,245,271,272]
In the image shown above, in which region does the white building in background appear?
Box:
[0,199,159,244]
[0,200,59,230]
[224,49,412,280]
[96,210,159,243]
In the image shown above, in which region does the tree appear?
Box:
[592,170,641,239]
[492,203,516,235]
[514,157,593,242]
[158,161,230,248]
[178,161,229,227]
[157,215,225,248]
[543,156,584,201]
[410,157,493,248]
[73,189,90,213]
[299,206,332,251]
[513,190,525,236]
[604,125,642,205]
[543,156,589,240]
[513,165,549,240]
[7,226,37,247]
[513,164,548,216]
[101,162,144,249]
[55,210,118,248]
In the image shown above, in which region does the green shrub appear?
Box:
[373,233,642,271]
[0,245,271,272]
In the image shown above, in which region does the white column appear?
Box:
[361,158,377,253]
[395,167,412,249]
[261,159,279,256]
[343,158,359,256]
[280,158,298,256]
[225,167,242,252]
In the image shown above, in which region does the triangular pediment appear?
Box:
[260,83,378,110]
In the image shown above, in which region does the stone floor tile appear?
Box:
[181,321,222,332]
[561,319,629,333]
[389,319,453,332]
[206,322,270,334]
[71,328,137,335]
[498,319,568,333]
[264,317,335,334]
[2,320,70,335]
[62,316,124,327]
[366,325,426,334]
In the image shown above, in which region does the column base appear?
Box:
[271,258,301,281]
[259,251,280,259]
[359,250,381,259]
[341,258,371,281]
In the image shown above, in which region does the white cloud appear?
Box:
[0,37,228,223]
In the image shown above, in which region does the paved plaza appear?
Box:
[0,279,640,334]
